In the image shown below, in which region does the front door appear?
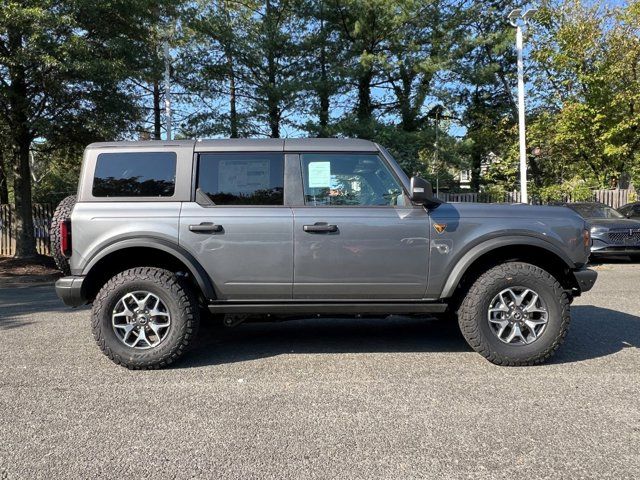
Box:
[293,153,430,300]
[180,152,293,300]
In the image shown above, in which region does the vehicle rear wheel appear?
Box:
[457,262,570,366]
[49,195,76,275]
[91,267,200,369]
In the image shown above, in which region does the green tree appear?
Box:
[448,0,524,191]
[180,0,303,139]
[0,0,170,256]
[528,0,640,189]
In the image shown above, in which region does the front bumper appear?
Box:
[55,276,88,307]
[572,268,597,293]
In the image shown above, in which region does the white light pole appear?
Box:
[163,39,172,141]
[508,8,537,204]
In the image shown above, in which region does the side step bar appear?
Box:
[208,302,448,315]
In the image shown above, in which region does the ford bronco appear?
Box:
[54,138,597,369]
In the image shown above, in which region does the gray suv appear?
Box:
[55,139,597,369]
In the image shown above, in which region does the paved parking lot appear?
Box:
[1,263,639,479]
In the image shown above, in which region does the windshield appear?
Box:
[567,204,624,219]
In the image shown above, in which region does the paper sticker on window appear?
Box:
[308,162,331,188]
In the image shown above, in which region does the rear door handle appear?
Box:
[303,223,338,233]
[189,222,223,233]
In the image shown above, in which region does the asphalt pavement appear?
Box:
[1,263,639,479]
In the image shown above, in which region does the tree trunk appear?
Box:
[153,79,162,140]
[267,73,279,138]
[318,62,330,136]
[356,69,373,123]
[398,68,415,131]
[470,135,482,191]
[12,139,36,257]
[317,8,330,136]
[8,28,36,257]
[266,0,280,138]
[0,149,9,204]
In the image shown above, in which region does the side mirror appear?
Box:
[410,176,438,206]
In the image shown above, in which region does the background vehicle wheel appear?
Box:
[92,267,200,369]
[457,261,570,366]
[49,195,76,275]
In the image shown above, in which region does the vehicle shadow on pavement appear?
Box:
[0,284,87,330]
[553,306,640,364]
[181,306,640,368]
[180,316,470,368]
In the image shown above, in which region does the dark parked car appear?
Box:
[563,202,640,260]
[619,201,640,220]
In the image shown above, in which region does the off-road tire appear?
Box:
[49,195,76,275]
[92,267,200,369]
[457,262,570,366]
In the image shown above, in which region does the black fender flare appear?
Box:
[81,236,216,300]
[439,235,575,298]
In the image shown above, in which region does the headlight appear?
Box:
[590,225,607,235]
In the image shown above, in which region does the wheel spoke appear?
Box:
[506,323,525,343]
[525,305,547,314]
[113,302,134,318]
[522,291,538,309]
[489,305,509,314]
[133,327,151,347]
[135,293,153,310]
[121,324,137,344]
[491,319,509,338]
[500,290,516,307]
[514,288,531,307]
[524,318,547,331]
[524,320,542,339]
[148,320,168,338]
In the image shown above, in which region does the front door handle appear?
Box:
[189,222,223,233]
[303,223,338,233]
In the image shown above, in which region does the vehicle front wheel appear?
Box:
[457,262,570,366]
[91,267,200,369]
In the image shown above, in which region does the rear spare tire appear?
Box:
[49,195,76,275]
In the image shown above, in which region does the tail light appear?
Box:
[60,219,72,257]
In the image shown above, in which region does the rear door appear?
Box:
[292,153,430,300]
[180,152,293,300]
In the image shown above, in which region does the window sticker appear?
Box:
[218,159,270,194]
[307,162,331,188]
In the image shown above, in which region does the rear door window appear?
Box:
[93,152,177,197]
[197,153,284,205]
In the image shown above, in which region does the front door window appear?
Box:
[301,154,406,207]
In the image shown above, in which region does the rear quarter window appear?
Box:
[92,152,177,197]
